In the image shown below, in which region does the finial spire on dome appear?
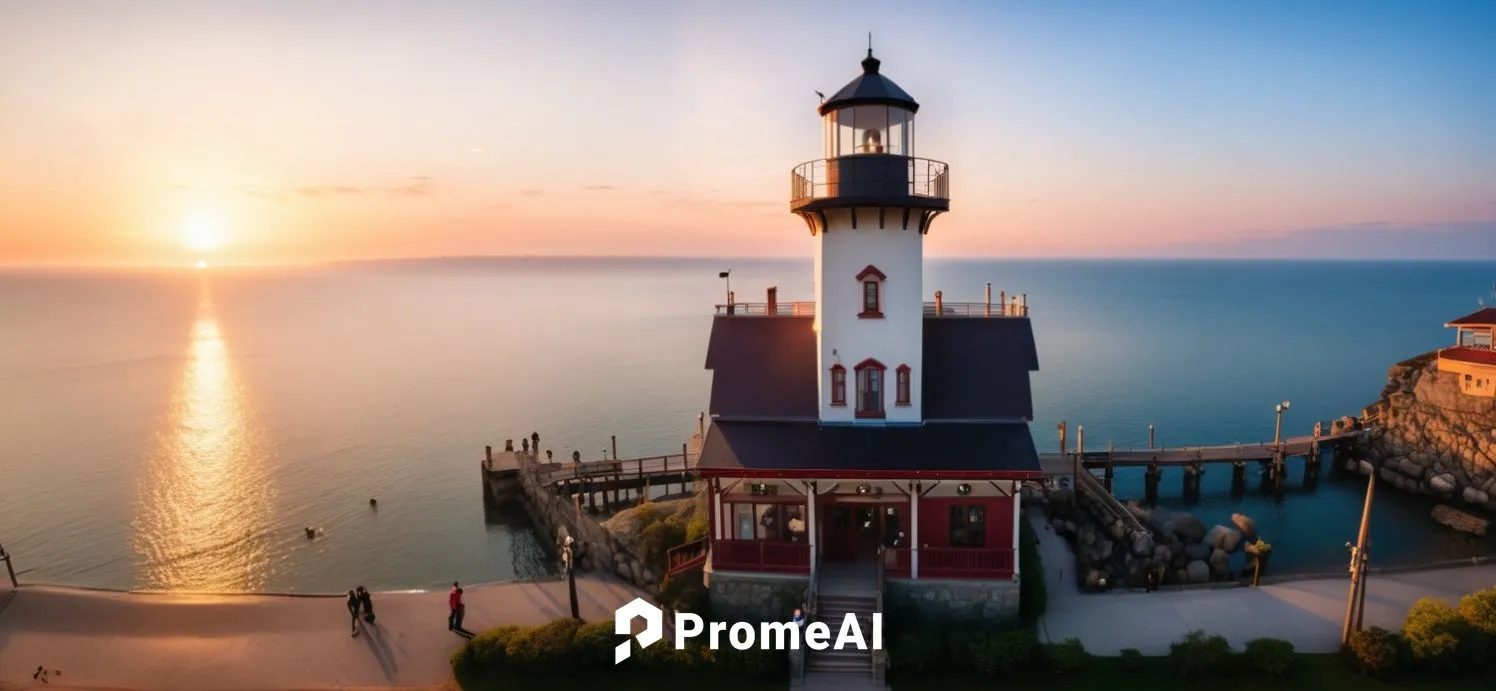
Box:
[861,32,880,74]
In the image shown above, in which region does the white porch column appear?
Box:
[1011,480,1022,578]
[910,481,919,579]
[712,485,724,540]
[806,482,818,579]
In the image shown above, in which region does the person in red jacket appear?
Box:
[448,582,467,634]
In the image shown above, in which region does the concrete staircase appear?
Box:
[804,564,882,688]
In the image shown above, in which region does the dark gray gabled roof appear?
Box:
[697,420,1041,475]
[819,51,919,116]
[702,315,1039,422]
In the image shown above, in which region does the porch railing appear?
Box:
[666,537,709,578]
[712,539,811,574]
[885,547,1015,579]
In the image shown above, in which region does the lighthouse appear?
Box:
[791,45,950,425]
[690,44,1042,644]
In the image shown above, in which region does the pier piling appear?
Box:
[1182,462,1203,504]
[1231,461,1247,497]
[1144,463,1162,505]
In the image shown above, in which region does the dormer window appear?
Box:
[895,364,911,406]
[854,358,886,419]
[857,265,886,318]
[830,365,846,406]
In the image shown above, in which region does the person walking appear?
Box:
[449,582,466,633]
[356,586,374,625]
[346,589,361,637]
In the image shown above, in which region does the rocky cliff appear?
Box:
[1353,352,1496,512]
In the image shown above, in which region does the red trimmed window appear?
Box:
[856,265,886,318]
[895,364,911,406]
[854,358,886,418]
[830,365,846,406]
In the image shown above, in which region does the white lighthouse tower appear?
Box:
[791,45,950,426]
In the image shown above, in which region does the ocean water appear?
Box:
[0,258,1492,593]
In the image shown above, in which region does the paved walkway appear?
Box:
[1027,508,1496,655]
[0,575,646,690]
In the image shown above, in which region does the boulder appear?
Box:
[1130,532,1153,557]
[1205,525,1243,552]
[1208,548,1230,577]
[1185,543,1213,561]
[1172,513,1206,542]
[1429,473,1458,494]
[1153,544,1173,564]
[1464,486,1490,505]
[1185,560,1210,583]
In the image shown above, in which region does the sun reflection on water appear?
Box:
[133,284,275,591]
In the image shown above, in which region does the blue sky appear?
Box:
[1,0,1492,263]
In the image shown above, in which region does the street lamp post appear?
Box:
[718,270,732,306]
[561,535,580,620]
[1342,473,1376,644]
[1273,400,1291,448]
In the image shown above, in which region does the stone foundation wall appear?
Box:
[883,578,1019,627]
[706,570,808,622]
[514,452,658,592]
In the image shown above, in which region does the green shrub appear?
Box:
[508,617,582,669]
[972,630,1036,676]
[685,493,711,542]
[1041,638,1089,675]
[892,629,945,672]
[658,570,708,615]
[1459,587,1496,636]
[1347,626,1402,678]
[451,624,524,679]
[1168,630,1231,676]
[1403,597,1474,673]
[1118,647,1146,672]
[639,517,688,570]
[1243,637,1295,678]
[945,629,979,673]
[1018,518,1047,626]
[570,621,616,669]
[715,642,785,680]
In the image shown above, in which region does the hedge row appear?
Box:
[450,617,786,686]
[890,627,1297,679]
[1346,587,1496,678]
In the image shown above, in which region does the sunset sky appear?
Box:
[2,0,1493,266]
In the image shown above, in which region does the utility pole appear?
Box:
[1341,472,1376,644]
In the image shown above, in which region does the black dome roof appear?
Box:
[818,50,919,116]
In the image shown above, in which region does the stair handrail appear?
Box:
[873,545,888,686]
[799,556,820,682]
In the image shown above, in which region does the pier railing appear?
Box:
[714,301,816,317]
[924,301,1029,318]
[550,452,698,482]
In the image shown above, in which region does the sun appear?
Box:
[196,260,208,269]
[183,215,225,253]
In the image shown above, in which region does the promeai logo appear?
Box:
[612,597,882,664]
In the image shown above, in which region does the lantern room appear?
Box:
[818,51,918,159]
[791,46,950,217]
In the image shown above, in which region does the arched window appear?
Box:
[857,265,886,318]
[895,364,911,406]
[829,365,846,407]
[854,358,886,418]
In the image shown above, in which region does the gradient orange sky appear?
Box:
[2,1,1493,266]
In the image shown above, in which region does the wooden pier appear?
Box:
[1039,418,1375,507]
[482,427,703,516]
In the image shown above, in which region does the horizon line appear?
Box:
[3,254,1494,271]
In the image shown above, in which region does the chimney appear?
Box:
[934,290,943,316]
[766,286,778,315]
[985,283,992,317]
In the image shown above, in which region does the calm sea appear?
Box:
[1,258,1492,593]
